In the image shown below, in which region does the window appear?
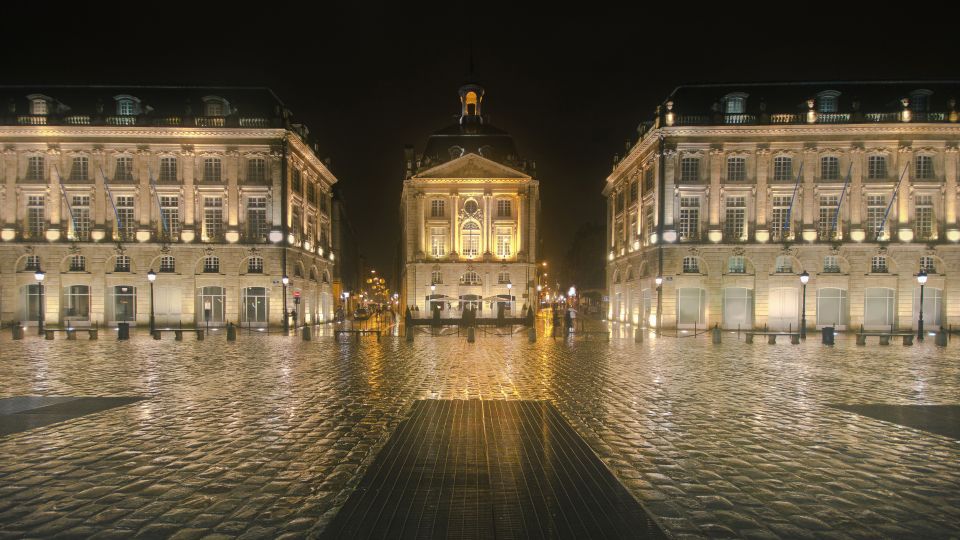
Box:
[203,256,220,273]
[678,197,700,240]
[820,156,840,180]
[462,222,480,258]
[909,89,932,112]
[773,156,793,181]
[431,270,443,285]
[817,94,839,113]
[726,157,746,181]
[114,255,131,272]
[306,183,316,205]
[159,256,176,273]
[629,212,638,245]
[31,99,48,115]
[247,158,266,183]
[866,195,886,240]
[775,256,793,273]
[205,100,224,116]
[644,167,655,192]
[247,256,264,273]
[723,94,746,114]
[682,256,700,273]
[115,196,136,241]
[24,255,40,271]
[771,195,792,240]
[460,271,481,285]
[160,196,180,238]
[644,207,655,242]
[305,215,315,244]
[616,191,625,213]
[728,256,746,274]
[817,288,848,327]
[246,197,268,242]
[920,256,936,274]
[613,271,621,284]
[26,195,45,239]
[113,156,134,182]
[159,157,177,182]
[203,197,223,241]
[818,195,839,240]
[69,195,91,241]
[291,206,301,242]
[823,256,841,273]
[871,255,888,273]
[291,168,302,193]
[915,155,934,180]
[497,199,512,217]
[629,181,638,202]
[867,155,887,179]
[495,227,512,258]
[69,157,89,182]
[722,287,753,329]
[431,199,445,218]
[680,157,700,183]
[914,286,943,328]
[677,288,707,326]
[63,285,90,321]
[241,287,268,324]
[26,156,44,181]
[464,199,479,214]
[864,288,895,328]
[203,158,222,182]
[724,196,746,241]
[914,195,934,240]
[498,271,511,284]
[69,255,86,272]
[117,99,136,116]
[115,156,134,181]
[626,268,635,281]
[430,227,446,258]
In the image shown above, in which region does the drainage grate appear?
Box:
[830,404,960,440]
[322,399,665,539]
[0,396,145,436]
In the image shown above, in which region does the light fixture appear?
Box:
[654,276,663,287]
[147,269,157,282]
[799,270,810,284]
[917,269,928,285]
[34,269,46,282]
[282,275,289,286]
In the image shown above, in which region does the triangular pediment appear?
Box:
[414,153,529,180]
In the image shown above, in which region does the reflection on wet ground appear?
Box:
[0,320,957,538]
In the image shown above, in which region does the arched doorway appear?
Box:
[197,286,226,327]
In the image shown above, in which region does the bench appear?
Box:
[42,328,99,340]
[856,332,914,346]
[152,328,205,341]
[745,331,801,345]
[334,329,381,342]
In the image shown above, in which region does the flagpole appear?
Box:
[54,165,79,240]
[783,162,804,240]
[829,163,853,241]
[877,164,909,241]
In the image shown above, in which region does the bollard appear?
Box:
[88,329,98,340]
[528,327,536,343]
[902,335,913,346]
[790,334,800,345]
[745,332,754,344]
[117,323,129,341]
[227,323,237,342]
[821,327,834,346]
[45,330,54,340]
[152,330,161,340]
[467,327,476,343]
[767,334,777,345]
[196,330,204,341]
[879,335,890,346]
[66,329,76,340]
[856,334,866,346]
[301,325,311,341]
[634,327,644,343]
[712,326,721,344]
[406,328,414,342]
[175,330,183,341]
[12,324,24,340]
[935,329,947,347]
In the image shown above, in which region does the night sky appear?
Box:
[4,10,956,274]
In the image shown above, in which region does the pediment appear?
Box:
[414,153,529,180]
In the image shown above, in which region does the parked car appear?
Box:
[353,307,370,320]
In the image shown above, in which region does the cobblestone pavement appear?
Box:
[0,324,958,539]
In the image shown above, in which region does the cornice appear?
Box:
[0,125,289,140]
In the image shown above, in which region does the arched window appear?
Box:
[464,91,479,115]
[461,221,480,258]
[613,270,621,284]
[775,256,793,273]
[816,90,840,113]
[247,256,263,274]
[69,255,86,272]
[322,271,330,284]
[203,256,220,273]
[460,271,481,285]
[626,268,635,281]
[497,271,511,284]
[448,146,464,160]
[160,256,176,273]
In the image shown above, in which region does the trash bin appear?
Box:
[117,323,130,340]
[821,326,835,345]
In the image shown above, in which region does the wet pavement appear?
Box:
[0,322,958,538]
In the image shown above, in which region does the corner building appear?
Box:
[400,84,540,317]
[605,82,960,332]
[0,87,337,329]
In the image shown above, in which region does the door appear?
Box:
[197,286,226,326]
[768,287,798,331]
[723,287,753,330]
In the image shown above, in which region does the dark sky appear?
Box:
[3,10,957,273]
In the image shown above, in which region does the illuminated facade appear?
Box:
[0,87,337,328]
[400,84,540,316]
[605,82,960,331]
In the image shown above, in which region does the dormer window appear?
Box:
[722,93,748,114]
[113,95,141,116]
[816,90,841,113]
[206,101,223,116]
[201,96,230,117]
[31,99,48,115]
[909,89,933,112]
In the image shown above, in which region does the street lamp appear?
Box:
[799,271,810,340]
[917,269,928,341]
[34,268,45,335]
[147,269,157,334]
[282,275,290,334]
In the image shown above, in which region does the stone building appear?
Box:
[0,87,337,329]
[604,82,960,332]
[399,84,540,317]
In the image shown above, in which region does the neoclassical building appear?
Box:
[400,84,540,317]
[605,82,960,332]
[0,87,337,329]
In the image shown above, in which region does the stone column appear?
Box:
[945,146,959,237]
[896,146,912,241]
[708,148,723,228]
[663,150,676,229]
[449,193,457,255]
[47,148,61,228]
[849,146,864,238]
[754,148,769,241]
[227,150,239,227]
[802,147,817,241]
[3,148,17,227]
[483,191,492,254]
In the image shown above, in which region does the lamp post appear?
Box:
[507,282,513,314]
[654,275,663,336]
[147,269,156,334]
[799,271,809,340]
[917,269,927,341]
[282,275,290,334]
[34,269,45,335]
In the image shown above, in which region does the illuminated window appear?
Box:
[462,222,480,258]
[115,156,134,181]
[773,156,793,181]
[160,196,180,238]
[680,157,700,183]
[71,195,91,241]
[203,256,220,273]
[498,271,511,284]
[867,155,887,179]
[818,195,839,240]
[203,158,222,183]
[915,155,934,180]
[205,100,224,116]
[914,195,934,240]
[495,227,512,258]
[678,197,700,240]
[247,158,266,183]
[114,255,131,272]
[682,256,700,273]
[431,199,445,218]
[69,157,89,182]
[203,197,223,241]
[723,95,746,114]
[247,256,263,274]
[820,156,840,180]
[69,255,86,272]
[464,91,478,115]
[823,256,840,273]
[460,271,481,285]
[497,199,512,217]
[117,99,136,116]
[920,256,936,273]
[724,196,746,241]
[770,195,792,241]
[866,195,886,240]
[31,99,48,115]
[728,256,745,274]
[816,91,840,113]
[159,157,177,182]
[430,227,446,258]
[726,156,746,181]
[431,270,443,285]
[159,256,176,273]
[775,256,793,273]
[115,196,136,241]
[871,255,888,273]
[26,156,45,181]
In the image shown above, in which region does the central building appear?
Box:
[399,84,540,317]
